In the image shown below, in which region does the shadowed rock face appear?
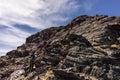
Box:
[1,15,120,80]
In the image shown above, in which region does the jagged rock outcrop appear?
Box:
[0,15,120,80]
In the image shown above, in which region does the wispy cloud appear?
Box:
[0,0,97,55]
[0,0,80,29]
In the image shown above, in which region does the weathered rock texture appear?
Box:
[0,15,120,80]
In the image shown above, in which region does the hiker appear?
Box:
[29,52,35,72]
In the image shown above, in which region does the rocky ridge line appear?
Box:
[0,15,120,80]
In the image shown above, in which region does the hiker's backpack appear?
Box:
[29,53,35,60]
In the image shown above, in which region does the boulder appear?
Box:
[10,69,25,80]
[53,69,81,80]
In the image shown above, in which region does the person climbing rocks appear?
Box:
[29,52,35,72]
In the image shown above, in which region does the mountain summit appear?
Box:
[0,15,120,80]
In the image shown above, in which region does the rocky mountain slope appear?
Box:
[0,15,120,80]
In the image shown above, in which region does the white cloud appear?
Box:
[0,0,80,29]
[0,48,13,53]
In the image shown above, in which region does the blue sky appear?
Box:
[84,0,120,16]
[0,0,120,56]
